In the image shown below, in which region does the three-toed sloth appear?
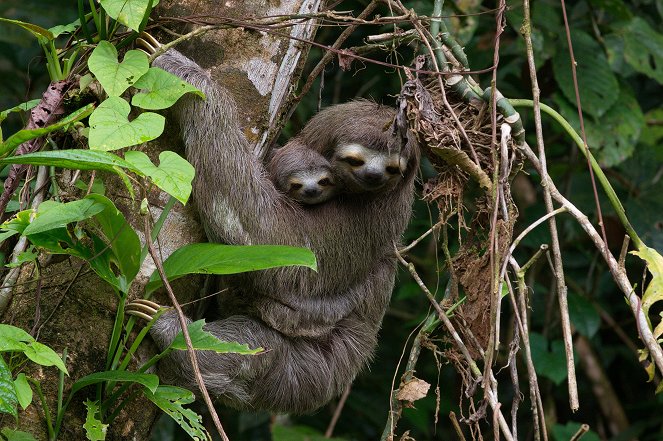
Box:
[131,39,419,414]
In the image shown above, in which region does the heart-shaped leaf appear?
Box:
[132,67,204,110]
[100,0,160,32]
[125,151,194,204]
[88,41,149,96]
[89,97,164,151]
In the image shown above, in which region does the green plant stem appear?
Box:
[78,0,94,43]
[88,0,100,35]
[509,99,644,250]
[29,378,55,440]
[57,348,67,423]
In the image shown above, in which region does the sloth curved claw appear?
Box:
[126,299,163,322]
[136,32,162,56]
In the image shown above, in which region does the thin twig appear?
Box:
[144,217,229,441]
[325,385,351,438]
[521,0,579,411]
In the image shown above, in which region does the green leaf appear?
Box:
[0,149,139,174]
[132,67,204,110]
[0,104,95,157]
[13,374,32,410]
[621,17,663,85]
[86,194,141,288]
[0,18,53,41]
[89,97,164,151]
[143,385,208,441]
[70,371,159,397]
[0,356,18,418]
[49,19,80,38]
[0,99,40,124]
[83,400,108,441]
[88,41,149,96]
[551,422,600,441]
[631,246,663,316]
[568,292,600,338]
[146,243,317,294]
[170,320,262,355]
[529,333,569,385]
[0,324,34,344]
[0,229,18,244]
[552,30,619,118]
[125,151,194,204]
[100,0,160,32]
[0,428,37,441]
[23,198,107,236]
[23,342,68,375]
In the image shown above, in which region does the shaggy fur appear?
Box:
[149,49,419,414]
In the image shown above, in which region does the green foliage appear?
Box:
[89,96,164,151]
[0,428,37,441]
[88,42,149,97]
[143,386,208,441]
[551,422,600,441]
[132,67,205,110]
[169,320,262,355]
[529,333,569,385]
[272,424,347,441]
[124,151,194,204]
[146,243,317,294]
[99,0,159,32]
[0,356,18,418]
[83,400,108,441]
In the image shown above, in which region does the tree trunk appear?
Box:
[1,1,321,439]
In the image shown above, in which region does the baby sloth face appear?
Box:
[268,143,338,205]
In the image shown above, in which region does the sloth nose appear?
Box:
[363,171,384,183]
[304,188,321,197]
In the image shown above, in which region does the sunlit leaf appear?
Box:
[89,97,164,151]
[125,151,194,204]
[132,67,204,110]
[23,342,67,375]
[631,246,663,316]
[70,371,159,397]
[88,41,148,96]
[100,0,160,32]
[23,198,106,236]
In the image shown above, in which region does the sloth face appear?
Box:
[332,143,407,194]
[286,168,337,205]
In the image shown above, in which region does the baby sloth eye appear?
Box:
[385,166,401,175]
[290,183,303,191]
[342,157,365,167]
[318,178,333,186]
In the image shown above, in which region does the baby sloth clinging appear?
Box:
[267,142,338,205]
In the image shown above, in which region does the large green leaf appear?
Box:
[0,356,18,418]
[552,30,619,118]
[132,67,204,110]
[88,41,149,97]
[170,320,262,355]
[89,97,164,151]
[86,194,141,288]
[0,149,139,173]
[621,17,663,85]
[143,385,208,441]
[23,342,68,375]
[23,198,107,236]
[70,371,159,397]
[125,151,194,204]
[100,0,159,32]
[146,243,317,294]
[0,104,95,157]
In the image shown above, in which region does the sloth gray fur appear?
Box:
[145,47,419,414]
